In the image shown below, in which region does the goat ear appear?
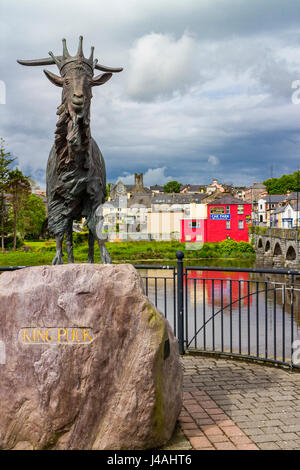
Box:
[43,69,63,87]
[92,72,112,87]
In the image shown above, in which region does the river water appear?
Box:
[136,258,300,366]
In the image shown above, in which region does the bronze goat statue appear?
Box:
[18,36,122,264]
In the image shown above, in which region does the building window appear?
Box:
[226,206,230,214]
[189,220,200,228]
[185,235,191,241]
[238,205,244,214]
[226,220,230,229]
[238,220,244,229]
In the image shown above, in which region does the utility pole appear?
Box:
[269,166,273,229]
[296,168,299,242]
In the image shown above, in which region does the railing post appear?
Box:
[176,250,185,355]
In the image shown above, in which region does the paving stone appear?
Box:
[280,425,300,433]
[258,442,281,450]
[278,417,300,425]
[256,420,285,427]
[192,412,210,419]
[219,425,245,437]
[180,422,198,430]
[277,440,299,450]
[195,417,215,425]
[230,435,254,446]
[183,429,205,438]
[259,426,282,434]
[178,416,194,423]
[242,428,264,436]
[212,413,230,422]
[208,434,231,444]
[189,436,213,450]
[200,425,224,437]
[214,441,237,450]
[253,434,286,443]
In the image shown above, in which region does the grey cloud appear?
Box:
[1,0,300,189]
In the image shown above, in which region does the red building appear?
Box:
[206,195,251,242]
[180,195,251,243]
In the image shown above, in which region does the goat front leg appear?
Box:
[52,232,64,265]
[88,230,95,263]
[98,240,112,264]
[66,220,74,263]
[95,214,112,264]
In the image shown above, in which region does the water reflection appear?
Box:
[136,259,300,366]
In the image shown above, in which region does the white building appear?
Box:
[256,194,286,225]
[280,203,300,229]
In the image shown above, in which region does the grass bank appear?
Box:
[0,239,255,267]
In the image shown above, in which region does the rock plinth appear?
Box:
[0,264,182,450]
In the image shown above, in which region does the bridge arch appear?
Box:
[274,242,282,256]
[265,240,270,252]
[286,245,297,261]
[258,238,263,248]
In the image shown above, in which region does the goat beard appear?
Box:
[55,103,91,171]
[67,111,91,165]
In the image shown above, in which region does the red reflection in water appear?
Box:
[186,270,252,308]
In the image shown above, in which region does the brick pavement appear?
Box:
[179,355,300,450]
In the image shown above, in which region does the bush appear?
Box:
[5,234,24,249]
[194,240,255,259]
[72,231,89,244]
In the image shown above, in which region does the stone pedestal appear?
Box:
[0,264,182,450]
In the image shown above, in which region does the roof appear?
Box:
[252,182,266,189]
[286,192,300,201]
[288,202,300,212]
[184,185,205,192]
[260,194,286,203]
[128,194,152,208]
[152,193,208,204]
[33,190,47,202]
[110,182,134,192]
[207,195,250,205]
[273,205,286,214]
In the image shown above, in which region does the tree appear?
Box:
[105,182,112,201]
[0,138,15,251]
[17,193,46,239]
[163,181,182,193]
[263,171,300,194]
[6,169,31,250]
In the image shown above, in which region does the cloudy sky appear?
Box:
[1,0,300,189]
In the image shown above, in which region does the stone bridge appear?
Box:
[251,227,300,268]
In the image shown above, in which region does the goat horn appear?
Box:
[95,63,123,73]
[17,58,57,66]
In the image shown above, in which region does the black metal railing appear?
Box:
[2,253,300,368]
[133,263,177,336]
[183,263,300,369]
